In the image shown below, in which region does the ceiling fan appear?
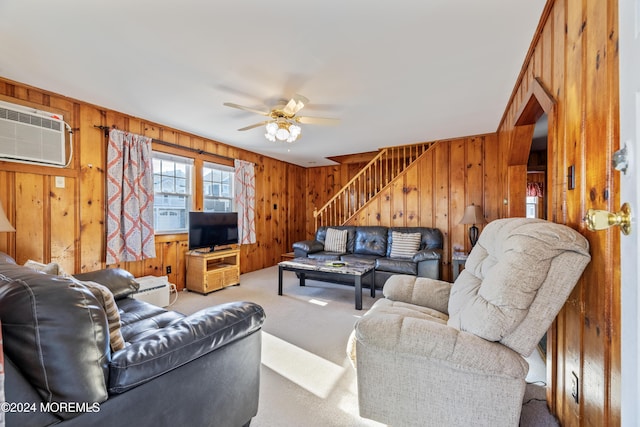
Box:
[223,95,339,143]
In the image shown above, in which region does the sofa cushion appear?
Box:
[354,226,388,256]
[389,231,421,259]
[74,268,140,300]
[308,252,343,261]
[108,301,265,394]
[79,279,126,352]
[341,254,378,264]
[117,298,184,342]
[0,263,109,417]
[324,228,348,253]
[375,257,418,275]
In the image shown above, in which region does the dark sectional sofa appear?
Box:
[292,225,443,288]
[0,252,265,427]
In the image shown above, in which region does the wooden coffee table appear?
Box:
[278,258,375,310]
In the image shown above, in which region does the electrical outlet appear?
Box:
[166,266,172,274]
[571,371,579,404]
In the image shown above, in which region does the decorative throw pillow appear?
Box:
[76,279,126,352]
[24,259,60,275]
[324,228,348,253]
[23,259,71,277]
[389,231,422,259]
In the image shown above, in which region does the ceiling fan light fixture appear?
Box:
[275,126,290,141]
[289,124,301,137]
[265,121,278,136]
[264,120,301,143]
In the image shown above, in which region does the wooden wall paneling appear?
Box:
[582,1,618,424]
[483,133,500,222]
[417,151,434,227]
[391,179,404,226]
[434,143,451,281]
[161,240,179,286]
[50,175,77,275]
[79,105,106,273]
[176,240,189,290]
[271,159,284,266]
[264,159,277,266]
[14,173,45,264]
[467,136,485,245]
[285,163,305,252]
[449,138,466,253]
[551,0,567,225]
[541,14,554,84]
[560,1,586,423]
[497,131,511,218]
[404,166,419,227]
[0,171,15,257]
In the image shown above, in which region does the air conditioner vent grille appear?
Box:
[0,107,62,132]
[0,101,67,167]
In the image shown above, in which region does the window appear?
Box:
[203,162,234,212]
[152,152,193,233]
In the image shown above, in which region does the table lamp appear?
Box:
[0,201,15,233]
[459,204,486,247]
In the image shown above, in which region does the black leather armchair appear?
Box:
[0,252,265,427]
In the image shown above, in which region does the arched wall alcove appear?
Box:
[507,77,556,218]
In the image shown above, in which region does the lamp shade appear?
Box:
[0,202,15,232]
[459,204,486,225]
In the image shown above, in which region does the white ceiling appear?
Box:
[0,1,546,167]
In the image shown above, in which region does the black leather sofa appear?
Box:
[292,226,443,288]
[0,252,265,427]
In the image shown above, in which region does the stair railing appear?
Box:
[313,141,439,229]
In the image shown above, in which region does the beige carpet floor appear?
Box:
[169,266,558,426]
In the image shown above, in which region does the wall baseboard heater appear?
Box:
[0,100,69,167]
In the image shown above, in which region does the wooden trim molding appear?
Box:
[514,77,556,126]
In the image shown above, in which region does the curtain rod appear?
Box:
[151,138,235,162]
[93,125,235,162]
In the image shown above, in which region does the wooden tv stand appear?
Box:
[185,248,240,294]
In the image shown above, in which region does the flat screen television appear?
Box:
[188,211,239,252]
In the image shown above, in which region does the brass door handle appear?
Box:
[585,203,632,235]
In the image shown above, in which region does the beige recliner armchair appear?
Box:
[352,218,591,427]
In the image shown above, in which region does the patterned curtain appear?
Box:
[527,181,544,197]
[106,129,155,264]
[234,159,256,244]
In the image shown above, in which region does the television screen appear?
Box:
[188,212,239,251]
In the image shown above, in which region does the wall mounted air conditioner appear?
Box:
[0,100,70,167]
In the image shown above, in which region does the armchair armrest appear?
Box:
[383,274,451,314]
[109,301,265,394]
[292,239,324,256]
[73,268,139,300]
[355,312,528,378]
[412,248,442,262]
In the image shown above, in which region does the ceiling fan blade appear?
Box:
[282,98,301,116]
[282,94,309,116]
[292,94,309,105]
[223,102,270,116]
[238,121,269,131]
[296,116,340,125]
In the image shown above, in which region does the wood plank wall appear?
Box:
[305,134,499,282]
[0,78,307,290]
[497,0,620,425]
